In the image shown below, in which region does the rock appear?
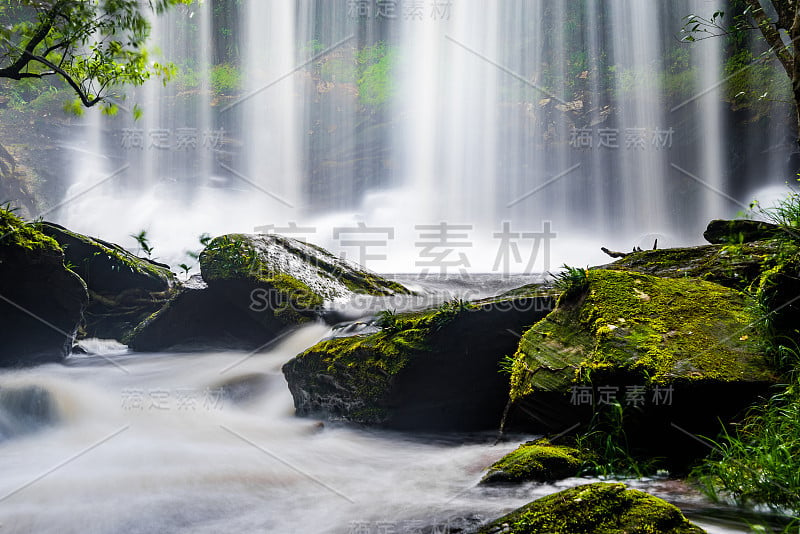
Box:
[506,269,776,465]
[38,222,176,341]
[599,239,800,340]
[282,290,555,431]
[199,233,409,300]
[126,234,409,352]
[476,482,706,534]
[597,241,769,290]
[0,210,87,366]
[703,219,782,244]
[124,275,288,351]
[480,438,583,485]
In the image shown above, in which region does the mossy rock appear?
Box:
[510,269,772,400]
[283,293,555,431]
[505,269,776,467]
[38,222,176,341]
[0,210,87,365]
[480,438,583,484]
[127,234,409,352]
[477,482,706,534]
[200,233,409,306]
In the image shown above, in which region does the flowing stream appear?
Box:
[0,279,787,534]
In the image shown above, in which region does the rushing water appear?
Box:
[0,278,790,534]
[0,329,770,534]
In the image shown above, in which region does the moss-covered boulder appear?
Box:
[38,222,176,341]
[506,269,776,464]
[703,219,782,244]
[598,240,773,290]
[477,482,705,534]
[200,233,408,300]
[480,438,583,484]
[126,234,409,352]
[0,210,87,365]
[599,239,800,342]
[282,290,555,431]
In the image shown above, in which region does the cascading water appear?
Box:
[52,0,794,273]
[5,3,799,531]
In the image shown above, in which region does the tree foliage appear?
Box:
[0,0,189,112]
[683,1,800,143]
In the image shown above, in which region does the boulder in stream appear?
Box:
[477,482,706,533]
[0,211,87,366]
[126,233,409,351]
[38,222,177,341]
[282,287,555,431]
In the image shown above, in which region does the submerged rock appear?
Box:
[0,211,87,366]
[126,234,409,352]
[39,222,176,341]
[0,384,59,441]
[477,482,705,533]
[480,438,583,485]
[283,289,555,431]
[506,269,775,464]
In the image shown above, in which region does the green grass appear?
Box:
[551,264,589,301]
[692,365,800,517]
[575,401,659,478]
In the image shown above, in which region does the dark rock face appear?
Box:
[282,290,555,431]
[703,219,782,244]
[477,482,706,534]
[38,222,176,341]
[124,276,288,351]
[126,234,409,352]
[0,212,87,366]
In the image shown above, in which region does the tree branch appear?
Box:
[744,0,794,77]
[0,0,67,78]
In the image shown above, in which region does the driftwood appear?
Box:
[601,239,658,259]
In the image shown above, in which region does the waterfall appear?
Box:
[54,0,794,273]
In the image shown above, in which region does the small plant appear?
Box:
[551,264,589,300]
[575,401,657,478]
[760,184,800,230]
[376,309,399,332]
[130,229,153,258]
[498,354,516,375]
[187,233,213,261]
[177,263,192,280]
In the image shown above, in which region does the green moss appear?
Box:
[291,300,474,420]
[477,482,705,534]
[481,438,583,484]
[200,234,260,280]
[0,209,61,254]
[510,270,772,401]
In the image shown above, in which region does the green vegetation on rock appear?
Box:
[510,269,771,401]
[288,302,471,422]
[0,208,60,255]
[481,438,583,484]
[477,482,705,534]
